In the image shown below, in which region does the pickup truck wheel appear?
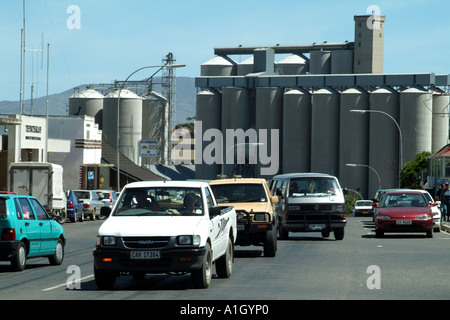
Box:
[279,227,289,240]
[263,228,277,257]
[216,237,233,278]
[94,265,116,290]
[334,228,345,240]
[192,242,212,288]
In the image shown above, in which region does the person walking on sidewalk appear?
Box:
[442,182,450,221]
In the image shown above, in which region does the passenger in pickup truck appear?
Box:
[181,193,201,215]
[133,190,160,211]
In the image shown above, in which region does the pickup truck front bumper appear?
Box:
[93,246,206,274]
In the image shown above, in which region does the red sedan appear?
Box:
[374,190,433,238]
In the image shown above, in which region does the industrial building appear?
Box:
[194,14,450,199]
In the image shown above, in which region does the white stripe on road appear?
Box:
[41,274,94,291]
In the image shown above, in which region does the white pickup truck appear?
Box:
[93,180,237,289]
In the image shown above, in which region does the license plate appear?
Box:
[309,224,325,230]
[362,211,369,214]
[130,251,160,259]
[396,220,412,225]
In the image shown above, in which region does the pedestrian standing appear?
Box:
[442,182,450,221]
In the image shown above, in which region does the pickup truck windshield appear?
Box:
[211,184,267,203]
[114,187,204,216]
[289,177,340,197]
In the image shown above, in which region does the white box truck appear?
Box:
[9,162,67,223]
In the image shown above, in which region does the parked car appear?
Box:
[66,190,84,222]
[72,190,104,220]
[374,190,433,238]
[0,194,66,271]
[94,189,118,216]
[353,200,373,217]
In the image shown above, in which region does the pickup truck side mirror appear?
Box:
[209,206,222,218]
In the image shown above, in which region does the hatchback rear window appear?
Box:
[0,198,6,219]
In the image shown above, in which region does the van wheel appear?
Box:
[11,242,27,271]
[216,237,233,278]
[192,242,212,288]
[279,227,289,240]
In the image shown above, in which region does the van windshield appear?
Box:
[114,187,204,216]
[289,177,339,197]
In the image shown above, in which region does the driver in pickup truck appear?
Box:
[134,190,160,211]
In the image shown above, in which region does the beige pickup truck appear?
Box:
[210,178,279,257]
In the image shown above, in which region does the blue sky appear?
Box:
[1,0,449,102]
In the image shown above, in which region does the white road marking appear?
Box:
[41,274,94,291]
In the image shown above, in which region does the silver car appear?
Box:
[72,190,104,220]
[94,190,118,216]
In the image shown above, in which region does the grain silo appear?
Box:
[310,51,331,74]
[331,50,353,74]
[282,88,311,172]
[275,54,309,75]
[103,88,143,165]
[142,91,167,165]
[311,87,340,175]
[221,87,251,176]
[195,89,222,179]
[369,86,400,192]
[339,86,369,196]
[400,86,432,163]
[255,87,283,176]
[69,88,104,127]
[237,56,254,76]
[432,91,449,153]
[201,55,237,76]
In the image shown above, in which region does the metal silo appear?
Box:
[339,86,369,197]
[275,54,309,75]
[195,89,222,179]
[432,91,449,153]
[200,55,237,76]
[400,86,432,163]
[221,87,251,177]
[310,51,331,74]
[69,88,104,127]
[311,87,340,175]
[283,88,311,172]
[142,91,167,165]
[103,89,143,165]
[331,50,353,74]
[369,86,400,193]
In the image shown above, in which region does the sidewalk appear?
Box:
[441,220,450,233]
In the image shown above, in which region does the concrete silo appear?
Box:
[275,54,309,75]
[237,56,254,76]
[69,88,104,127]
[432,91,449,153]
[331,50,353,74]
[369,86,400,193]
[400,86,432,163]
[195,89,222,179]
[282,88,311,173]
[255,87,283,177]
[103,89,143,165]
[221,87,251,177]
[339,87,369,197]
[201,55,237,76]
[310,51,331,74]
[142,91,167,165]
[311,87,340,175]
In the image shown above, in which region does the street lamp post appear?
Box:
[116,64,185,192]
[350,109,403,187]
[346,163,382,191]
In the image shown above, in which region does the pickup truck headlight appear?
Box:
[97,236,117,246]
[177,235,200,246]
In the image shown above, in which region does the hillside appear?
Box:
[0,77,197,125]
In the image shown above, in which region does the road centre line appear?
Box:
[41,274,94,291]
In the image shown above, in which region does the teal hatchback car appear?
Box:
[0,194,66,271]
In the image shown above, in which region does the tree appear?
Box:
[400,151,431,189]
